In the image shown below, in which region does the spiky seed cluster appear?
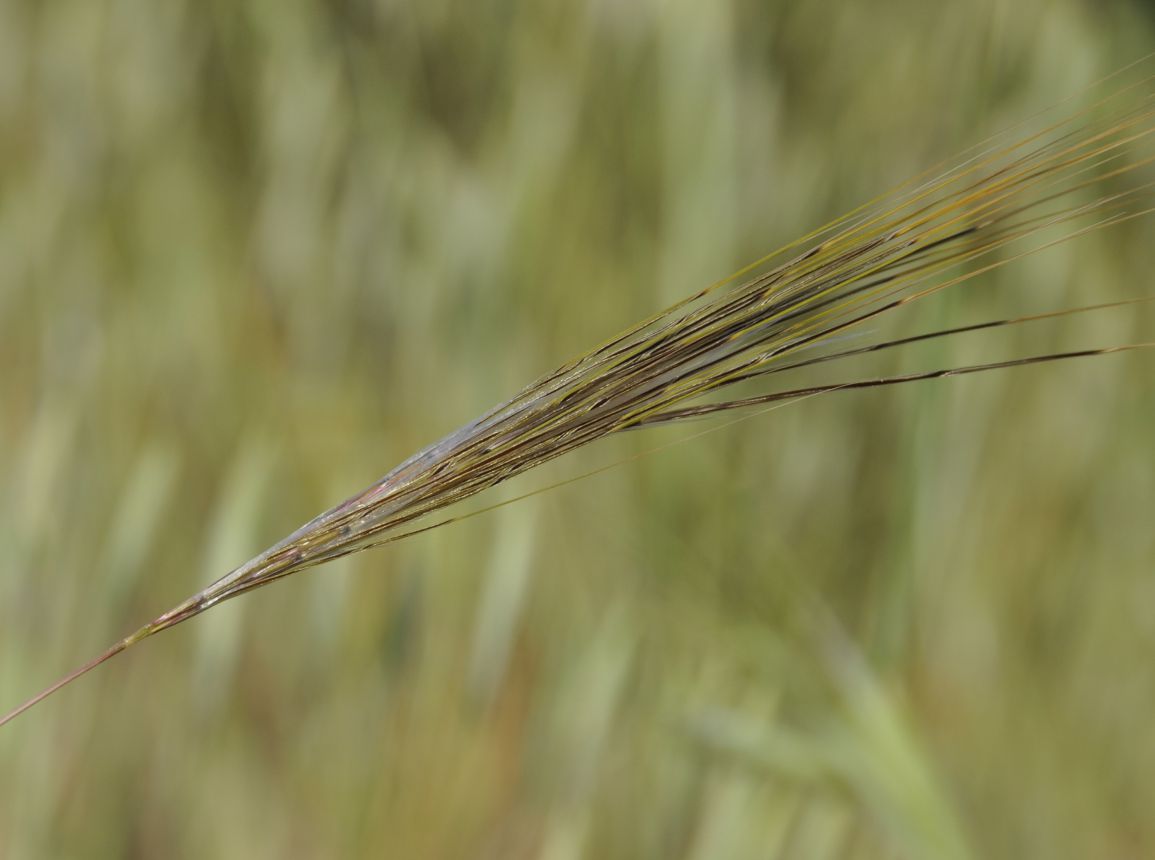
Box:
[3,65,1154,728]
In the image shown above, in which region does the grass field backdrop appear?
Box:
[2,1,1155,857]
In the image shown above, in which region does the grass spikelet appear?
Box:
[3,60,1155,729]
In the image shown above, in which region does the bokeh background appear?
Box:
[2,0,1155,857]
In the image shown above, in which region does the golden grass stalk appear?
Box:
[3,62,1155,729]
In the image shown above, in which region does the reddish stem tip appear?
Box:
[0,638,131,729]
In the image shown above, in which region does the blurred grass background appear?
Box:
[2,0,1155,857]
